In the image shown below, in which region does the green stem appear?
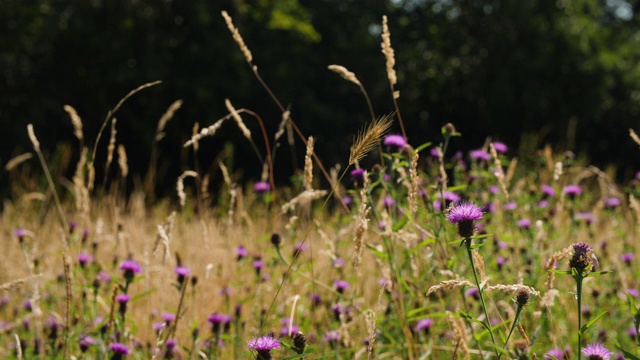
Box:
[465,238,500,359]
[577,275,583,360]
[503,305,523,351]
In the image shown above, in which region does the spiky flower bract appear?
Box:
[248,336,280,360]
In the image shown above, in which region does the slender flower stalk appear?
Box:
[447,202,500,358]
[503,291,529,351]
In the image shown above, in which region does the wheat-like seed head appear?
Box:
[381,16,397,87]
[176,171,198,208]
[490,142,509,198]
[327,65,362,87]
[225,98,251,139]
[304,136,314,191]
[64,105,84,142]
[156,100,183,141]
[486,284,540,298]
[281,189,328,213]
[117,144,128,178]
[184,119,226,148]
[426,279,474,295]
[349,114,393,165]
[107,118,118,166]
[221,11,253,64]
[5,153,32,172]
[27,124,40,151]
[630,128,640,147]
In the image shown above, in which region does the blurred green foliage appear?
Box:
[1,0,640,196]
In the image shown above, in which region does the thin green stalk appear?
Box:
[577,276,583,360]
[503,304,523,351]
[465,239,500,359]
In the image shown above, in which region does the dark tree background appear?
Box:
[2,0,640,198]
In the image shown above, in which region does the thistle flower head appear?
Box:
[109,342,130,355]
[119,260,141,281]
[470,149,491,161]
[581,343,612,360]
[492,141,508,153]
[446,202,483,238]
[570,242,593,274]
[415,318,433,333]
[254,181,271,193]
[248,336,280,359]
[544,348,564,360]
[383,134,407,149]
[603,197,621,208]
[563,184,582,196]
[541,185,555,198]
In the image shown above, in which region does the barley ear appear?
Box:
[349,114,393,165]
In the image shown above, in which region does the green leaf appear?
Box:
[470,242,488,249]
[409,238,436,256]
[584,270,613,278]
[548,269,573,275]
[470,233,493,240]
[479,279,488,291]
[458,310,490,332]
[131,288,156,302]
[626,293,640,316]
[365,243,388,261]
[579,311,607,335]
[392,217,408,232]
[414,142,433,153]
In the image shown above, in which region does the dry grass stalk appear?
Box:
[107,285,118,335]
[73,148,90,215]
[274,109,290,142]
[353,172,370,271]
[191,122,200,152]
[281,189,328,213]
[490,143,509,198]
[14,333,22,360]
[261,162,269,182]
[0,274,42,292]
[486,284,540,297]
[225,98,251,139]
[221,11,253,64]
[169,275,189,340]
[553,161,563,181]
[448,311,471,360]
[287,295,300,337]
[540,289,559,308]
[630,128,640,147]
[286,119,295,146]
[117,144,128,178]
[544,245,573,289]
[183,118,226,148]
[408,152,420,214]
[437,146,449,192]
[227,185,237,227]
[328,65,362,87]
[64,104,84,142]
[304,136,314,191]
[27,124,68,231]
[176,171,198,208]
[366,286,386,359]
[155,99,183,141]
[381,16,397,87]
[630,194,640,225]
[63,255,72,358]
[349,114,393,165]
[106,118,118,168]
[5,152,32,171]
[505,157,518,185]
[427,279,474,296]
[472,249,487,283]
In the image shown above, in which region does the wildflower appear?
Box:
[504,201,517,211]
[323,330,341,345]
[489,185,499,195]
[541,185,555,198]
[415,318,433,334]
[574,212,595,225]
[569,242,592,274]
[78,252,92,268]
[622,253,634,266]
[292,331,307,354]
[496,256,506,270]
[174,266,191,287]
[628,288,639,298]
[538,200,550,209]
[79,335,96,353]
[161,312,176,323]
[110,342,130,358]
[603,197,621,208]
[581,342,612,360]
[308,293,322,308]
[117,294,131,317]
[429,147,440,158]
[119,260,141,282]
[247,336,280,360]
[350,168,365,182]
[14,228,27,238]
[446,202,483,238]
[208,313,232,334]
[516,218,531,229]
[333,258,346,268]
[252,259,264,276]
[383,134,407,149]
[254,181,270,193]
[544,348,564,360]
[293,242,306,258]
[563,184,582,197]
[236,245,247,261]
[333,280,350,294]
[465,287,480,299]
[341,196,352,206]
[470,149,491,161]
[383,196,395,208]
[434,191,460,210]
[492,141,508,153]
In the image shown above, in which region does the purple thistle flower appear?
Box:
[383,134,407,149]
[341,196,352,206]
[492,141,508,153]
[254,181,271,193]
[308,293,322,308]
[429,147,440,158]
[503,201,517,211]
[252,259,265,274]
[465,287,479,299]
[470,149,491,161]
[208,313,232,333]
[293,242,307,258]
[496,256,506,269]
[119,260,141,282]
[110,342,130,357]
[152,322,165,332]
[333,257,346,268]
[545,348,564,360]
[14,228,27,238]
[538,200,550,209]
[23,300,32,312]
[516,218,531,229]
[603,197,621,208]
[161,312,176,323]
[489,185,499,195]
[236,245,247,261]
[78,252,92,267]
[574,212,595,225]
[116,294,130,304]
[247,336,280,358]
[383,196,395,208]
[573,242,592,254]
[174,266,191,277]
[563,184,582,196]
[79,335,96,353]
[628,288,639,298]
[541,185,555,198]
[333,280,350,294]
[415,318,433,333]
[581,343,612,360]
[622,252,634,265]
[447,202,483,238]
[166,339,177,351]
[323,330,341,343]
[350,168,365,182]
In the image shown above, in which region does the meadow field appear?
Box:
[2,11,640,360]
